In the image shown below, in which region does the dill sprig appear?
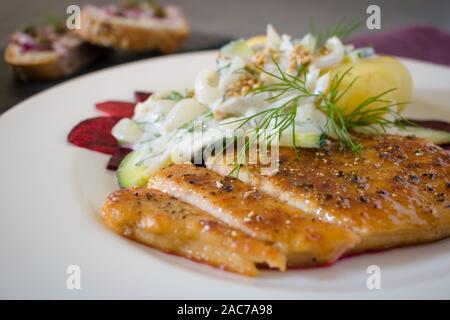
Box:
[221,58,407,174]
[320,67,410,151]
[309,18,361,52]
[222,97,300,177]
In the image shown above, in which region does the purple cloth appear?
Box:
[350,25,450,67]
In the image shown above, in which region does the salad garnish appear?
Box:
[67,24,450,188]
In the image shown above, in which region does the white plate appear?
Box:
[1,51,450,299]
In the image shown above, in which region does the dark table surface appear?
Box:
[0,32,232,114]
[1,0,449,115]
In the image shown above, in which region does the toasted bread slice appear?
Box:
[102,188,286,276]
[4,30,104,81]
[76,4,189,53]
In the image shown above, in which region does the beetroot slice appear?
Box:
[135,91,153,103]
[107,147,132,171]
[68,117,122,155]
[95,101,135,118]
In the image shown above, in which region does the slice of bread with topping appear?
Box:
[75,2,189,53]
[4,25,104,81]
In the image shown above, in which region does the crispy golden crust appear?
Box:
[102,188,286,276]
[148,165,360,266]
[209,135,450,253]
[76,9,189,53]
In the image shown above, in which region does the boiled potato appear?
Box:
[329,56,412,115]
[246,35,266,48]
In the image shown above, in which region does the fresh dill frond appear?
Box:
[309,18,361,52]
[221,57,407,171]
[318,66,410,151]
[166,91,185,101]
[216,61,231,74]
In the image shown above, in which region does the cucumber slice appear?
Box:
[393,126,450,144]
[355,125,450,145]
[116,150,172,188]
[274,126,325,148]
[349,47,376,62]
[116,151,150,188]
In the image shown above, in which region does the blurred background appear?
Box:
[1,0,449,112]
[1,0,450,43]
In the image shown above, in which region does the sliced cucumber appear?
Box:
[275,126,325,148]
[349,47,376,62]
[117,151,150,188]
[355,125,450,145]
[116,150,172,188]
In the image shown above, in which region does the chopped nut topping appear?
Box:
[225,73,262,99]
[316,46,330,57]
[288,44,313,72]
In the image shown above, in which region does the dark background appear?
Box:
[1,0,449,113]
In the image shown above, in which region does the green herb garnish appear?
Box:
[166,91,185,101]
[220,58,407,175]
[309,18,361,52]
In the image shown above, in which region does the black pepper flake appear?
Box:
[408,175,420,185]
[350,173,366,184]
[406,162,421,169]
[219,179,233,192]
[188,180,195,184]
[302,183,314,190]
[394,175,404,183]
[324,193,333,200]
[436,193,446,202]
[424,184,434,192]
[378,152,389,159]
[422,172,437,180]
[373,202,382,209]
[358,183,369,190]
[433,157,446,167]
[446,182,450,189]
[359,195,369,203]
[336,170,345,177]
[223,185,233,192]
